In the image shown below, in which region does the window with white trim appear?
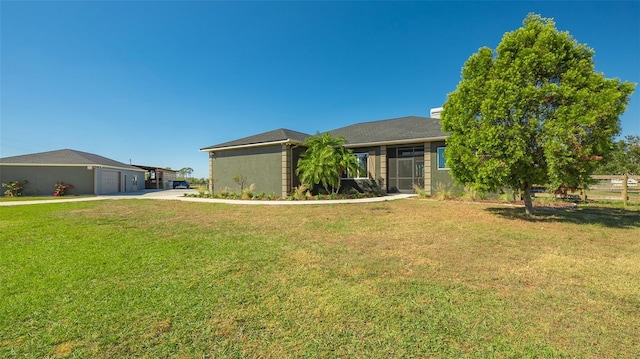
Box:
[437,147,448,170]
[344,153,369,179]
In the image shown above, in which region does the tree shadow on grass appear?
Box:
[485,205,640,229]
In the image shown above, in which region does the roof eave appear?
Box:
[200,139,305,153]
[0,163,144,171]
[343,136,448,148]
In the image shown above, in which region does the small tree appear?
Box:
[178,167,193,180]
[596,135,640,176]
[296,133,360,194]
[442,14,635,215]
[232,174,247,192]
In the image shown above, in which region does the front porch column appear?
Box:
[424,142,432,195]
[380,145,387,193]
[281,144,291,198]
[208,152,215,192]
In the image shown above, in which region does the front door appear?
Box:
[387,146,425,193]
[397,158,414,192]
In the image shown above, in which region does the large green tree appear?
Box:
[296,133,360,194]
[441,14,635,215]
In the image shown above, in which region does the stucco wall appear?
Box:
[123,169,145,193]
[94,167,146,194]
[429,141,457,194]
[0,165,95,196]
[1,165,146,196]
[212,146,282,195]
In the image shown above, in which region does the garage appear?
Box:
[101,170,120,194]
[1,149,146,196]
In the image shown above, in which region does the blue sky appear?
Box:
[2,1,638,179]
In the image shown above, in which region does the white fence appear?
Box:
[590,175,640,191]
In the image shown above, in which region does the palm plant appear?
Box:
[335,147,360,193]
[296,133,360,194]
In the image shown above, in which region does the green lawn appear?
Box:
[585,188,640,200]
[1,199,639,358]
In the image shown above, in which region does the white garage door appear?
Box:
[101,170,120,194]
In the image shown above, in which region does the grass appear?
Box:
[1,199,639,358]
[585,188,640,200]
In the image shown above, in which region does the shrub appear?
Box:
[460,186,487,201]
[292,184,310,200]
[350,189,362,199]
[54,181,72,197]
[215,187,231,198]
[241,184,256,200]
[412,184,430,198]
[434,182,453,201]
[2,180,27,197]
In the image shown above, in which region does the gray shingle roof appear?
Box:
[201,128,310,151]
[327,116,447,146]
[0,149,141,170]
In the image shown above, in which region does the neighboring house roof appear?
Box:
[201,128,311,152]
[328,116,447,147]
[0,149,142,171]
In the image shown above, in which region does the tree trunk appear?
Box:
[521,183,534,216]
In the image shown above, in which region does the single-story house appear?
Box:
[132,165,178,189]
[0,149,146,196]
[200,115,454,196]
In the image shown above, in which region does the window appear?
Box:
[437,147,448,170]
[344,153,369,179]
